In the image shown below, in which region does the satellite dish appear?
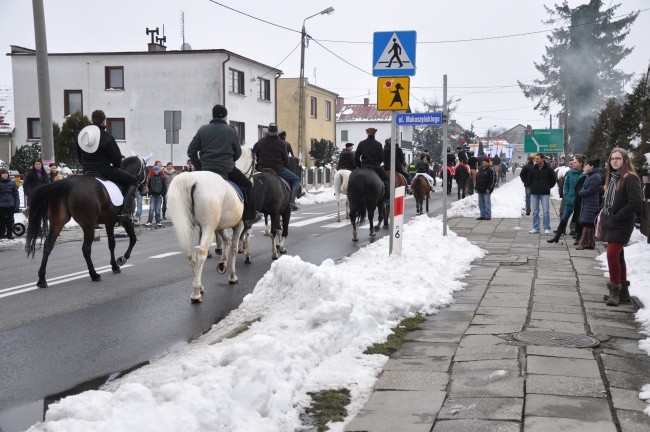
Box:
[181,43,192,51]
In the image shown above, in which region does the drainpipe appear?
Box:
[221,52,231,107]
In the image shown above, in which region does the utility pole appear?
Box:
[442,75,448,236]
[32,0,54,164]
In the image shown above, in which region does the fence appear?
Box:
[302,166,334,192]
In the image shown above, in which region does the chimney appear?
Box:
[148,43,167,52]
[364,98,369,105]
[336,97,345,111]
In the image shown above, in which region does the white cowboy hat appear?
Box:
[78,125,101,153]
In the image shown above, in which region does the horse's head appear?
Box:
[121,156,147,192]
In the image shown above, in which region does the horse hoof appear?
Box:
[116,256,127,266]
[229,279,238,285]
[91,274,102,282]
[272,255,279,260]
[245,257,252,264]
[112,267,121,274]
[207,252,212,259]
[37,280,48,288]
[216,262,226,274]
[191,296,203,303]
[215,249,222,255]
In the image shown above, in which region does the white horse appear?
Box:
[167,171,245,303]
[334,169,351,222]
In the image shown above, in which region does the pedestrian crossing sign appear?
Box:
[377,77,410,111]
[373,31,417,77]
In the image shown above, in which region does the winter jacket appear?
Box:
[446,152,456,167]
[354,137,383,168]
[468,155,479,170]
[457,150,468,164]
[578,169,602,225]
[562,168,584,210]
[603,173,643,244]
[187,119,241,177]
[0,177,20,209]
[147,173,167,196]
[519,162,534,187]
[77,125,123,172]
[22,167,50,198]
[382,143,405,170]
[162,168,178,191]
[475,165,496,194]
[415,160,430,173]
[528,161,556,195]
[337,148,356,171]
[257,135,289,173]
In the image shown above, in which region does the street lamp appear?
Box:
[471,117,481,133]
[298,6,334,162]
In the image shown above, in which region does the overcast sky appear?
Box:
[0,0,648,136]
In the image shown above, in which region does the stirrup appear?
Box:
[119,213,133,223]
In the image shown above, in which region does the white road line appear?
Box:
[0,265,133,299]
[149,252,182,259]
[0,265,113,294]
[290,213,338,227]
[320,221,350,229]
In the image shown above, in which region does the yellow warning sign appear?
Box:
[377,77,410,111]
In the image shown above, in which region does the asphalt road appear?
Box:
[0,180,467,429]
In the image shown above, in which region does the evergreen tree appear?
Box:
[309,138,336,167]
[10,142,42,173]
[518,0,638,155]
[56,112,90,166]
[585,98,621,163]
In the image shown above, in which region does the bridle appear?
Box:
[134,157,148,190]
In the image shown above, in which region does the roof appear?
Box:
[0,86,14,134]
[8,45,282,75]
[336,103,391,123]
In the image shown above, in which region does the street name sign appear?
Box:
[524,129,564,153]
[373,31,416,77]
[377,77,410,111]
[395,112,443,126]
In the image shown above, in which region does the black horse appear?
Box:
[25,157,146,288]
[251,170,292,260]
[454,163,471,199]
[347,167,386,242]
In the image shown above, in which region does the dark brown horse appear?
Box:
[411,175,431,214]
[25,157,147,288]
[347,167,386,241]
[454,163,471,199]
[381,171,408,228]
[250,170,292,260]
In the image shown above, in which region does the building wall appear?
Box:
[276,78,300,153]
[0,135,13,163]
[11,50,276,164]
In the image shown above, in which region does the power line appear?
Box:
[205,0,299,34]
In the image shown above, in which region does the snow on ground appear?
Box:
[6,176,649,430]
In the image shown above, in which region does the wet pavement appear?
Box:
[346,200,650,432]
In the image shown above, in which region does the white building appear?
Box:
[9,44,280,165]
[0,86,14,164]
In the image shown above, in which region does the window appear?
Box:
[230,121,245,144]
[341,130,348,141]
[325,101,332,121]
[27,118,41,139]
[258,78,270,101]
[64,90,83,116]
[310,97,317,118]
[105,66,124,89]
[106,118,125,140]
[229,68,244,95]
[258,125,267,140]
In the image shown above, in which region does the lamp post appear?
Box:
[471,117,481,133]
[298,6,334,163]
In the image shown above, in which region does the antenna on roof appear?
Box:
[156,24,166,46]
[146,27,159,44]
[180,11,192,51]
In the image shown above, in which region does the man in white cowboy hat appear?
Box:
[77,110,138,221]
[256,123,301,211]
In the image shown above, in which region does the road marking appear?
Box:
[290,213,338,227]
[321,221,351,229]
[0,265,113,294]
[149,252,182,259]
[0,265,133,299]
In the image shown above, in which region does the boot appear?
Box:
[297,185,306,198]
[576,227,594,250]
[606,282,621,306]
[119,185,137,222]
[289,188,300,211]
[547,220,567,243]
[243,191,261,229]
[573,224,582,245]
[604,280,631,303]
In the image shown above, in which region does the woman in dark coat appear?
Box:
[0,167,20,239]
[22,159,50,208]
[575,158,602,249]
[601,148,643,306]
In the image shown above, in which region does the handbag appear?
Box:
[595,209,605,239]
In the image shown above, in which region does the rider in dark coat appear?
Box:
[257,123,301,211]
[446,147,456,167]
[355,128,389,197]
[187,104,259,226]
[77,110,137,221]
[382,138,409,180]
[337,143,356,171]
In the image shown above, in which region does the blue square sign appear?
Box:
[373,31,417,77]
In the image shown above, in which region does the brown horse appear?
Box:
[347,167,386,241]
[25,157,147,288]
[492,163,502,188]
[381,170,408,228]
[411,175,431,214]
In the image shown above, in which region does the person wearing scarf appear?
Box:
[601,148,643,306]
[22,159,50,208]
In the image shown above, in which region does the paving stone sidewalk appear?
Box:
[346,201,650,432]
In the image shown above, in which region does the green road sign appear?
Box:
[524,129,564,153]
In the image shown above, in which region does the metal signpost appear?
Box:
[523,129,564,153]
[374,30,416,255]
[164,110,181,164]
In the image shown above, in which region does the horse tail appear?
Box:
[25,179,73,259]
[413,176,422,198]
[167,174,199,255]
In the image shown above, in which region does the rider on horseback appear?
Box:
[187,104,260,229]
[412,153,435,189]
[77,110,138,222]
[256,123,301,211]
[355,128,389,200]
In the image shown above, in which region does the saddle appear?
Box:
[257,168,291,192]
[85,172,125,206]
